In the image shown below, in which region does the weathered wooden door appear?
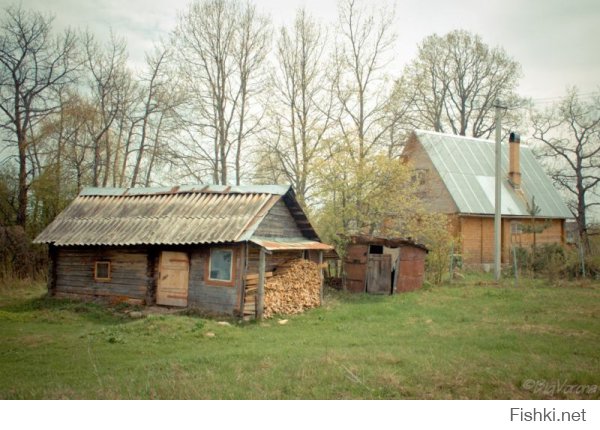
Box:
[157,251,189,307]
[366,254,391,294]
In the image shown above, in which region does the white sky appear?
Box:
[8,0,600,102]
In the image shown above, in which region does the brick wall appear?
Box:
[459,216,565,266]
[403,134,458,214]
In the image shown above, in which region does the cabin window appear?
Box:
[94,261,111,281]
[208,248,234,284]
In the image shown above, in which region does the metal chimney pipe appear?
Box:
[509,132,521,189]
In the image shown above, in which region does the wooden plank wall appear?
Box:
[246,243,303,274]
[188,244,244,315]
[55,247,149,303]
[252,199,303,238]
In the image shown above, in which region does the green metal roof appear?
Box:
[415,130,572,219]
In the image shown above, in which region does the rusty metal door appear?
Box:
[157,251,189,307]
[344,244,369,292]
[366,254,391,294]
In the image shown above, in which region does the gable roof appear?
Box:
[34,184,324,247]
[413,130,572,219]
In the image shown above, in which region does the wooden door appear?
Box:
[366,254,391,294]
[157,251,189,307]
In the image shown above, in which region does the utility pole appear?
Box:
[494,100,506,282]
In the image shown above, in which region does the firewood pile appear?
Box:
[263,259,321,318]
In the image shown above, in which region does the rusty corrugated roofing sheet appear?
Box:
[250,237,335,251]
[34,185,290,246]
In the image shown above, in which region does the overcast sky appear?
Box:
[7,0,600,101]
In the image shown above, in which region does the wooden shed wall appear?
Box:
[52,244,245,314]
[245,243,304,274]
[253,200,303,238]
[188,244,244,315]
[54,247,149,303]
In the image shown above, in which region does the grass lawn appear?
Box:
[0,276,599,399]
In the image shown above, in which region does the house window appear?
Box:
[94,261,111,281]
[208,249,233,283]
[511,222,523,234]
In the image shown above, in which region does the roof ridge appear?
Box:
[79,184,291,197]
[415,129,531,147]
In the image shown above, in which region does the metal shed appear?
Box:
[343,235,428,294]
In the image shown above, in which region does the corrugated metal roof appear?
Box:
[34,185,306,246]
[250,237,335,251]
[415,130,572,218]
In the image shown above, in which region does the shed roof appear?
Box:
[414,130,572,219]
[250,237,334,251]
[346,234,429,252]
[34,184,322,247]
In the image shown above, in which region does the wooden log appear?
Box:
[245,272,272,281]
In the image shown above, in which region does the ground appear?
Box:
[0,275,599,399]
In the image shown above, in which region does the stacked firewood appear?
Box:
[263,259,321,319]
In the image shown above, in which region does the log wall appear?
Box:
[188,244,244,315]
[53,244,245,313]
[55,247,149,304]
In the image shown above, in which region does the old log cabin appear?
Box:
[402,130,572,268]
[34,185,333,317]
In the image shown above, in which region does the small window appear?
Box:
[94,261,111,281]
[209,249,233,282]
[511,222,523,234]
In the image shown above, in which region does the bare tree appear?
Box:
[393,30,523,138]
[333,0,396,167]
[82,31,131,187]
[531,87,600,250]
[0,5,77,227]
[261,8,333,206]
[174,0,270,185]
[130,46,168,186]
[322,0,397,228]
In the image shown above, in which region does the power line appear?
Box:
[527,92,598,106]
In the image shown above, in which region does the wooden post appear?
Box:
[319,250,324,305]
[257,247,266,319]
